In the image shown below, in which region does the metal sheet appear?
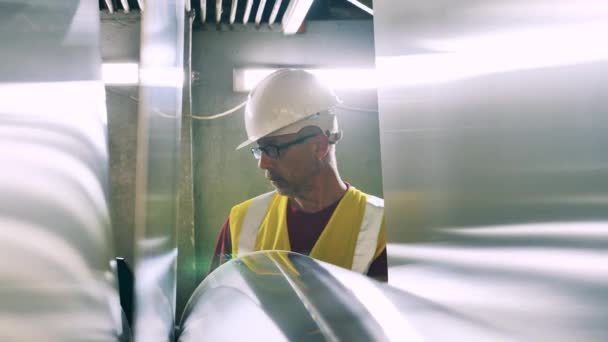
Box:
[0,0,122,340]
[179,251,510,341]
[373,0,608,340]
[133,0,185,341]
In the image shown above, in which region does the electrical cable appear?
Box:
[107,89,378,121]
[190,100,247,120]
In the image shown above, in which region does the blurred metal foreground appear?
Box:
[0,0,123,341]
[373,0,608,341]
[132,0,185,341]
[178,251,511,341]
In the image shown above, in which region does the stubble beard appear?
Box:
[267,160,321,198]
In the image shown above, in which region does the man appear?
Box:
[209,69,387,281]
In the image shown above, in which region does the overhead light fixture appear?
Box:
[233,67,378,92]
[140,67,184,87]
[282,0,313,35]
[102,62,185,87]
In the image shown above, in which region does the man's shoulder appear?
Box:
[349,186,384,209]
[231,191,277,211]
[365,194,384,208]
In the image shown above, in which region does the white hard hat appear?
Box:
[236,69,342,150]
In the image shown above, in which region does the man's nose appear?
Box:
[258,151,273,170]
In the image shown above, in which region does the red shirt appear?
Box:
[209,196,388,282]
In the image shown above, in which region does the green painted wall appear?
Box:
[191,20,383,282]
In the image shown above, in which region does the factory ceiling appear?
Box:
[99,0,372,27]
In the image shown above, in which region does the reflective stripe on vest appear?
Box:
[230,187,384,274]
[352,194,384,273]
[237,191,275,255]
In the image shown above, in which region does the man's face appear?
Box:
[255,131,321,197]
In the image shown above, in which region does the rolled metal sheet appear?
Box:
[179,251,509,341]
[0,0,123,340]
[373,0,608,340]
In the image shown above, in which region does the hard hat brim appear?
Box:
[236,111,340,150]
[236,138,255,150]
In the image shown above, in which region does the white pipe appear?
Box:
[243,0,254,24]
[345,0,373,15]
[216,0,223,23]
[230,0,238,25]
[282,0,313,34]
[186,0,191,12]
[269,0,283,26]
[104,0,114,13]
[120,0,130,13]
[255,0,267,25]
[200,0,207,23]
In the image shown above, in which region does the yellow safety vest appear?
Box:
[229,187,386,274]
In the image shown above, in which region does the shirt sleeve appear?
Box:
[207,217,232,276]
[366,248,388,282]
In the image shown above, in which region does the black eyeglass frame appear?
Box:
[251,133,318,160]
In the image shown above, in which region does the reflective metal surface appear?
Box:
[179,251,509,341]
[133,0,185,341]
[373,0,608,341]
[0,0,122,340]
